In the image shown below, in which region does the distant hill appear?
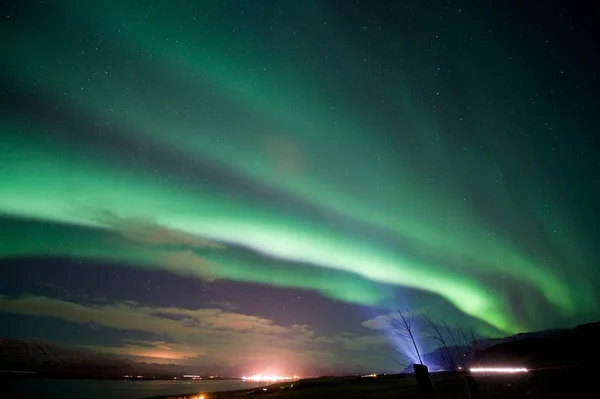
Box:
[0,339,205,379]
[473,327,571,350]
[403,321,600,372]
[475,321,599,368]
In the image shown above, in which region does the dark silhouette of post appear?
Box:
[413,364,435,399]
[464,375,480,399]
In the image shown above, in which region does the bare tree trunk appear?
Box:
[386,309,424,365]
[400,310,424,365]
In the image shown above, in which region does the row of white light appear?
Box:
[470,367,528,373]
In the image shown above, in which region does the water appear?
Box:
[4,378,267,399]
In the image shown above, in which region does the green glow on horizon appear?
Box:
[1,0,598,335]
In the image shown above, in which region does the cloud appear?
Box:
[0,294,404,374]
[84,340,192,360]
[314,336,335,344]
[263,136,306,177]
[332,333,388,351]
[0,295,311,338]
[209,300,238,311]
[361,314,391,330]
[159,250,221,281]
[96,211,224,250]
[96,211,226,281]
[32,281,56,288]
[361,308,432,331]
[0,294,337,373]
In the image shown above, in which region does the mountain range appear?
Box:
[0,339,208,379]
[2,320,598,379]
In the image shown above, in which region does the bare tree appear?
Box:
[386,308,424,366]
[456,322,472,350]
[454,322,483,368]
[467,325,483,354]
[420,311,457,372]
[387,308,484,374]
[443,320,470,368]
[390,352,409,370]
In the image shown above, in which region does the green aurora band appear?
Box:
[1,1,598,334]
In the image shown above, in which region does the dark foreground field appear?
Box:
[147,366,594,399]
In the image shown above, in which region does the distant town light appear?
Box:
[470,367,528,373]
[242,374,298,382]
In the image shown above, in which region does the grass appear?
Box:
[153,367,590,399]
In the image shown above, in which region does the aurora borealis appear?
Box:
[1,0,598,374]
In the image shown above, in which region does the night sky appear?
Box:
[1,0,598,376]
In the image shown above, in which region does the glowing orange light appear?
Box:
[242,374,298,382]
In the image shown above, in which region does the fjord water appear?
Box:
[4,378,266,399]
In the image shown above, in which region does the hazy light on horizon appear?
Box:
[242,374,299,382]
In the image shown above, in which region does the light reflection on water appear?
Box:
[3,378,267,399]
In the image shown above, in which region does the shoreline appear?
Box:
[0,372,243,382]
[142,375,410,399]
[143,371,568,399]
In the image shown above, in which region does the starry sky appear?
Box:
[0,0,598,376]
